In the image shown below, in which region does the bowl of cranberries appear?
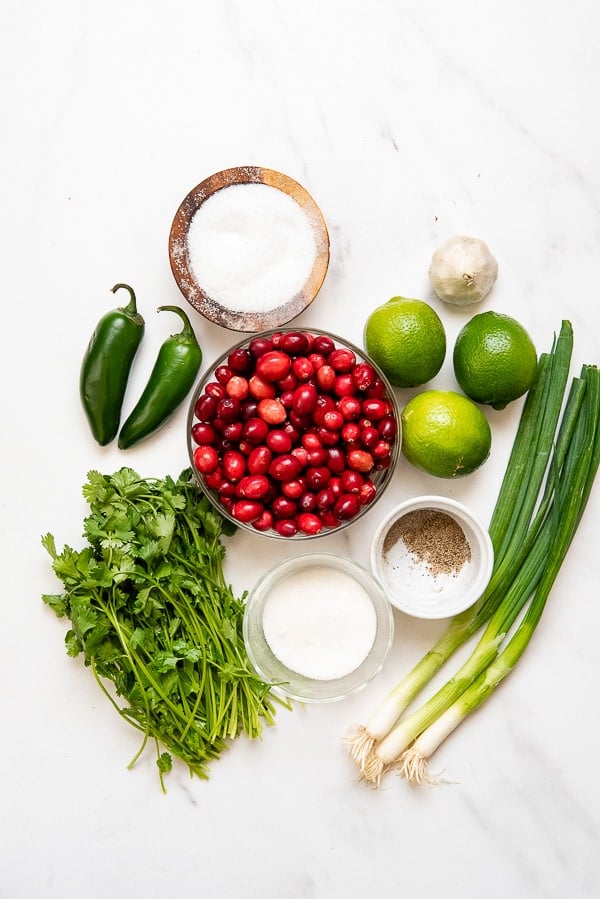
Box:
[187,328,400,538]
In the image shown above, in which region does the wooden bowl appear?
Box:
[168,166,330,332]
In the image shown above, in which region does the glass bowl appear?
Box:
[186,328,401,540]
[370,495,494,619]
[168,166,330,332]
[243,552,395,703]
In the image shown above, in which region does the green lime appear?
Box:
[364,296,446,388]
[401,389,492,478]
[453,311,538,410]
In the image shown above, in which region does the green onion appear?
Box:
[344,322,574,772]
[353,359,599,786]
[398,364,600,785]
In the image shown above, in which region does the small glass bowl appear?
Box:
[168,166,330,332]
[370,496,494,619]
[187,328,401,540]
[243,552,395,703]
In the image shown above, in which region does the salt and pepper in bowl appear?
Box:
[370,496,494,619]
[169,166,330,332]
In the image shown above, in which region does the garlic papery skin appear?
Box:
[429,235,498,306]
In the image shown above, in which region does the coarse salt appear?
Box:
[186,182,318,314]
[261,566,377,681]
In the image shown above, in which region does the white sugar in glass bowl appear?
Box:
[370,496,494,620]
[243,553,395,703]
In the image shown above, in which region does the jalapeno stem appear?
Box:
[111,283,140,316]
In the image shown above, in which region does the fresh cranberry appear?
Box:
[222,450,246,482]
[255,351,292,382]
[253,510,274,531]
[215,364,233,385]
[194,393,218,422]
[248,374,277,400]
[280,331,310,355]
[232,500,263,523]
[191,422,216,445]
[328,347,356,372]
[247,445,272,475]
[226,376,249,400]
[205,381,226,399]
[316,364,336,392]
[352,362,377,391]
[327,446,346,474]
[305,466,331,491]
[333,373,355,397]
[292,356,314,380]
[334,493,361,520]
[216,397,241,423]
[274,519,297,537]
[340,469,364,493]
[228,347,254,374]
[292,383,318,416]
[193,445,219,475]
[242,417,269,445]
[337,395,362,420]
[236,474,271,500]
[378,416,397,440]
[297,513,323,536]
[249,336,273,357]
[312,335,335,355]
[258,398,287,425]
[268,454,302,482]
[281,478,306,499]
[266,429,293,454]
[347,449,375,472]
[272,496,298,519]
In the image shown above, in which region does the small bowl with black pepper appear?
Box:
[370,496,494,619]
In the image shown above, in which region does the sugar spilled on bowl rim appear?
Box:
[169,166,330,332]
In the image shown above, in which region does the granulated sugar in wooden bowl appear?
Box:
[168,166,330,332]
[370,496,494,619]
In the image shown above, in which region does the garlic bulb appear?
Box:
[429,235,498,306]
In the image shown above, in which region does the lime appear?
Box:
[401,389,491,478]
[453,311,538,410]
[364,296,446,388]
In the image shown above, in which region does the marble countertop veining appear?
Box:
[2,1,599,897]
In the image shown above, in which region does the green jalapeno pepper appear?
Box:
[118,305,202,450]
[80,283,145,445]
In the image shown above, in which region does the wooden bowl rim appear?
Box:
[168,166,330,332]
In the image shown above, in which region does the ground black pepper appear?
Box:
[383,509,471,577]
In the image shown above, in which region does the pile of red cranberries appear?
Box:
[189,330,398,537]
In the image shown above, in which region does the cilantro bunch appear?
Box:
[42,467,282,790]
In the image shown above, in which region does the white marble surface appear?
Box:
[2,1,599,897]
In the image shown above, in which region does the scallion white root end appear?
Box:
[396,747,453,788]
[341,724,376,772]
